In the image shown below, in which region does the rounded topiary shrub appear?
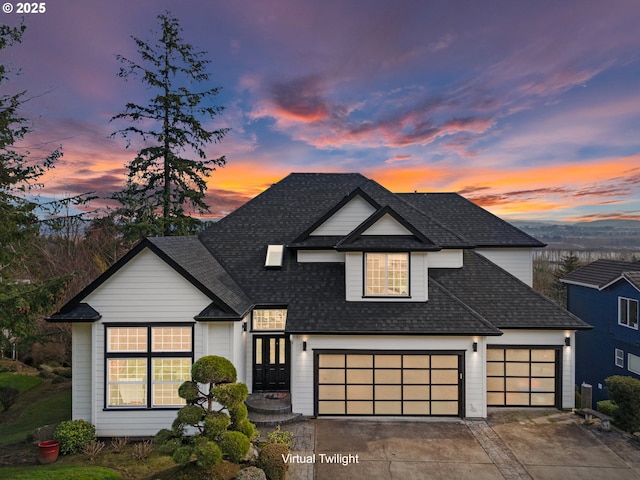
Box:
[229,402,248,427]
[257,443,289,480]
[53,419,96,455]
[203,412,231,440]
[236,419,258,441]
[172,445,193,466]
[213,383,248,408]
[219,430,251,463]
[177,404,205,426]
[159,437,183,456]
[597,399,619,418]
[178,381,200,403]
[191,356,237,385]
[605,375,640,432]
[194,439,223,467]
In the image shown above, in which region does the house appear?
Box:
[561,259,640,404]
[47,173,590,437]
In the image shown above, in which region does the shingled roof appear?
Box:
[561,259,640,290]
[50,172,588,334]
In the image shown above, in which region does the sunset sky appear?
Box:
[4,0,640,222]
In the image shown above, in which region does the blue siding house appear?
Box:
[562,260,640,404]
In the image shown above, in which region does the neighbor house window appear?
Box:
[615,348,624,368]
[619,297,639,329]
[629,353,640,375]
[365,253,409,297]
[106,325,193,408]
[253,309,287,330]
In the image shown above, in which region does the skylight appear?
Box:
[265,245,284,268]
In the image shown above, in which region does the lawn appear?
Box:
[0,465,120,480]
[0,373,42,392]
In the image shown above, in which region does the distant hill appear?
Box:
[511,219,640,251]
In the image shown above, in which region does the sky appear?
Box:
[3,0,640,222]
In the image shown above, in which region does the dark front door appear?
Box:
[253,335,290,391]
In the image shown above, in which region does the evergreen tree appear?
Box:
[111,11,229,238]
[0,24,69,354]
[553,252,581,307]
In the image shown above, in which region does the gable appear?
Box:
[362,213,412,235]
[84,248,212,322]
[309,195,377,236]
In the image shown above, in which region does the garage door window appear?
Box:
[487,347,558,407]
[317,352,460,416]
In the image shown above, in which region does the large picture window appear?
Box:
[619,297,639,330]
[106,325,193,408]
[365,253,409,297]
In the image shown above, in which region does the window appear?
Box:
[629,353,640,375]
[253,309,287,330]
[615,348,624,368]
[619,297,639,329]
[106,325,193,408]
[265,245,284,268]
[365,253,409,297]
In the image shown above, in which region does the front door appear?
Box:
[253,335,290,391]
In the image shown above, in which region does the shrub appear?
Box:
[236,466,267,480]
[83,440,105,461]
[54,419,96,455]
[213,383,248,408]
[191,356,237,385]
[236,419,258,441]
[110,436,129,453]
[267,425,293,447]
[605,375,640,432]
[194,440,222,467]
[229,403,248,429]
[219,430,251,463]
[178,381,200,403]
[597,400,619,418]
[132,440,153,461]
[154,428,174,445]
[173,445,193,466]
[159,437,183,456]
[177,404,205,426]
[0,385,19,411]
[257,443,289,480]
[203,412,231,440]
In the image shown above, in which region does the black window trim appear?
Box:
[103,322,195,411]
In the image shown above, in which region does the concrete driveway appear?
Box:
[285,410,640,480]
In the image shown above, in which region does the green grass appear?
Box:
[0,387,71,444]
[0,465,120,479]
[0,373,42,392]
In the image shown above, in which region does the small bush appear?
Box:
[172,445,193,466]
[236,466,267,480]
[83,440,105,461]
[220,430,251,463]
[267,425,293,447]
[110,436,129,453]
[54,419,96,455]
[597,400,619,418]
[194,440,222,467]
[132,440,153,461]
[605,375,640,432]
[257,443,288,480]
[0,385,19,411]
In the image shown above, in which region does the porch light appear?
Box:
[564,336,571,347]
[303,341,307,351]
[472,341,478,352]
[242,322,247,332]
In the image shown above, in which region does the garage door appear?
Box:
[486,347,559,407]
[316,351,462,416]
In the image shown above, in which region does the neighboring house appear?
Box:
[48,173,589,437]
[561,259,640,404]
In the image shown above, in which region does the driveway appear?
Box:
[285,410,640,480]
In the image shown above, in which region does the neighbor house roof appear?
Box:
[560,259,640,290]
[49,172,589,334]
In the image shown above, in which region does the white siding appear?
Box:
[297,250,345,263]
[311,196,376,236]
[290,335,484,418]
[428,250,463,268]
[71,323,92,422]
[476,248,533,286]
[83,248,217,437]
[345,252,428,302]
[362,214,411,235]
[487,329,575,410]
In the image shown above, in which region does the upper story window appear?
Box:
[365,252,409,297]
[105,325,193,409]
[619,297,639,330]
[253,309,287,331]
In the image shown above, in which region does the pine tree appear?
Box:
[553,252,581,307]
[0,23,69,354]
[110,11,229,238]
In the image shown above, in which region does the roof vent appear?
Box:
[265,245,284,268]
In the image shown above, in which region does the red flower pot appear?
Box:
[38,440,60,464]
